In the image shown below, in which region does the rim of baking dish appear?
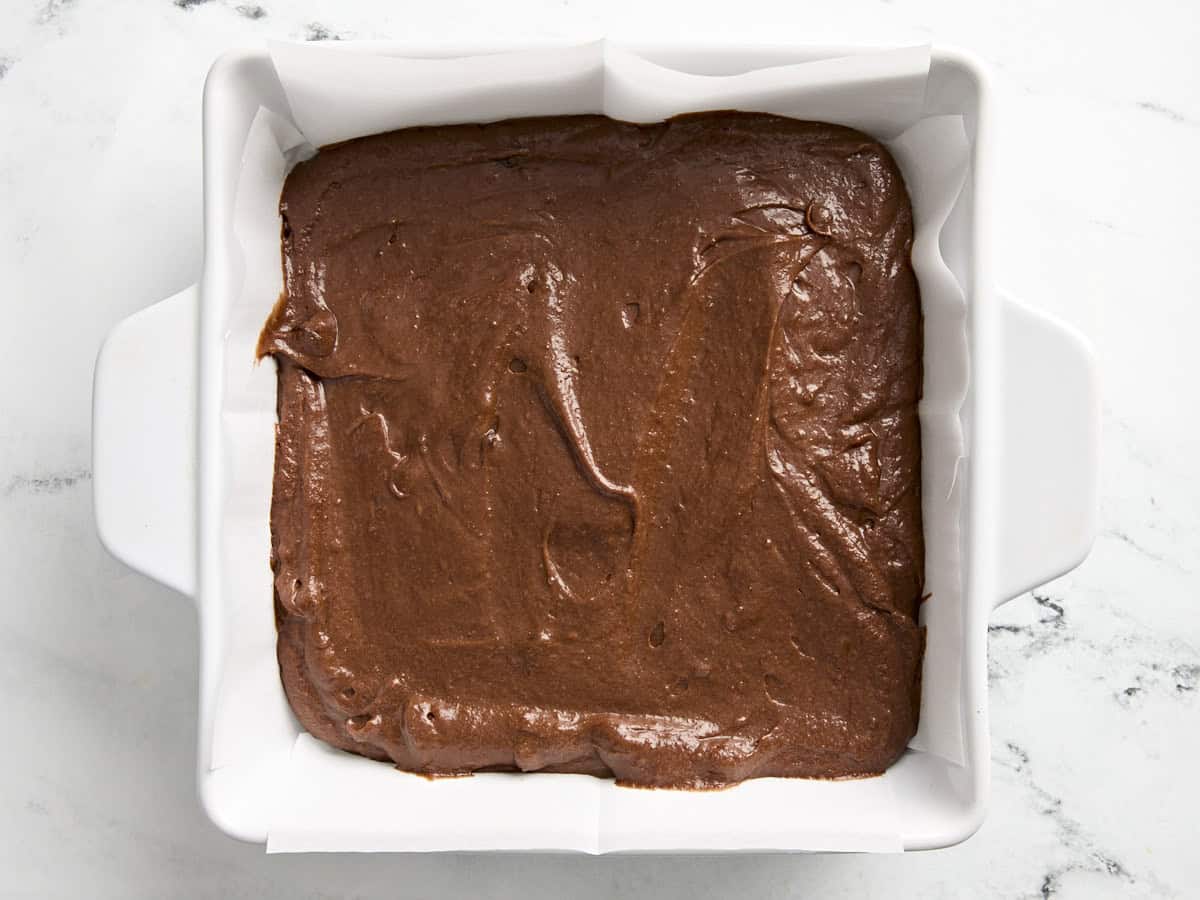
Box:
[194,41,996,851]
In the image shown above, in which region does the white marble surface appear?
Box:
[1,0,1197,895]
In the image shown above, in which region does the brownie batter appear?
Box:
[260,113,924,788]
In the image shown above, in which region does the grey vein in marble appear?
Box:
[303,21,345,41]
[987,591,1068,658]
[995,741,1137,898]
[990,589,1200,717]
[1115,659,1200,706]
[4,467,92,497]
[1104,527,1192,573]
[1134,99,1194,126]
[36,0,73,25]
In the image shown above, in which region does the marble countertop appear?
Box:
[1,0,1196,896]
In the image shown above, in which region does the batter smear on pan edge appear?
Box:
[258,113,925,788]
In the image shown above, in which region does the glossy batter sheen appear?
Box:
[260,113,925,788]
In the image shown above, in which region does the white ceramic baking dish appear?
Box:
[92,41,1098,852]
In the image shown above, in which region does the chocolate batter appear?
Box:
[260,113,924,788]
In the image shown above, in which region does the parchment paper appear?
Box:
[211,40,969,853]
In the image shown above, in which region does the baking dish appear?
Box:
[92,40,1098,852]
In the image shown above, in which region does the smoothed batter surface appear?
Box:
[260,113,925,788]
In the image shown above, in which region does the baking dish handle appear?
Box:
[93,284,197,599]
[995,291,1099,607]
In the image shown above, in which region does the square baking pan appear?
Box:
[92,40,1098,852]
